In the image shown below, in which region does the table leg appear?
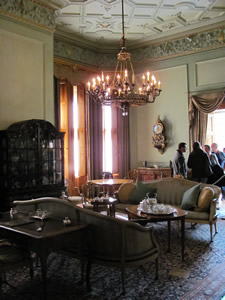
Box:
[181,216,185,261]
[167,220,171,252]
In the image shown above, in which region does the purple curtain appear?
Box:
[117,109,130,178]
[86,94,103,179]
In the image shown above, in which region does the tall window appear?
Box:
[206,109,225,148]
[102,106,119,176]
[102,106,112,173]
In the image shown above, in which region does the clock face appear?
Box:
[153,124,163,134]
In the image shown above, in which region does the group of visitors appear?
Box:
[173,141,225,184]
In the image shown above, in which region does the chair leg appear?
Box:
[214,222,218,234]
[210,224,213,242]
[191,223,197,229]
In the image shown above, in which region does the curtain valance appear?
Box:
[189,91,225,148]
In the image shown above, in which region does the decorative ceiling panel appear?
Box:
[54,0,225,49]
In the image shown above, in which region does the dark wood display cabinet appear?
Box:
[0,119,65,211]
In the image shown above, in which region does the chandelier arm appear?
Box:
[113,61,119,85]
[129,60,135,84]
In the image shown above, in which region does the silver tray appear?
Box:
[138,206,177,216]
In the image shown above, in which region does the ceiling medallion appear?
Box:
[87,0,162,116]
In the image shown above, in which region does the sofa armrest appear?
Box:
[13,198,78,221]
[209,198,218,222]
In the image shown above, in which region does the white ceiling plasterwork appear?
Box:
[54,0,225,50]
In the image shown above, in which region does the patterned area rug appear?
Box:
[1,220,225,300]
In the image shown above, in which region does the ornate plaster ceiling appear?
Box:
[53,0,225,50]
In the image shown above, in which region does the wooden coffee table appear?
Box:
[126,205,187,260]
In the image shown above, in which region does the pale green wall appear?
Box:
[129,65,189,168]
[0,16,54,130]
[129,49,225,169]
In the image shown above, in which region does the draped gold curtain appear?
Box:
[54,76,60,131]
[59,79,74,192]
[189,91,225,148]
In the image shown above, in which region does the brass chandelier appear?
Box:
[87,0,162,116]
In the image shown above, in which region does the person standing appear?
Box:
[204,144,224,184]
[203,144,219,167]
[173,142,187,178]
[187,141,212,183]
[211,143,225,169]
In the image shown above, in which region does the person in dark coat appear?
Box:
[172,142,187,178]
[187,141,212,183]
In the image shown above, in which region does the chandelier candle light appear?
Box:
[87,0,162,116]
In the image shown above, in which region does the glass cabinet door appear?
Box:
[39,126,64,187]
[8,126,38,191]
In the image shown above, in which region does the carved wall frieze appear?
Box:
[131,27,225,65]
[54,26,225,68]
[0,0,55,32]
[54,39,117,68]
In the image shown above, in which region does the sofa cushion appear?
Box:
[181,183,201,210]
[194,187,214,212]
[128,181,156,204]
[117,183,136,203]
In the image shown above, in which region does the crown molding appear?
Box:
[55,28,120,53]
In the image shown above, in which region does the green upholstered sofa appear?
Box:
[115,177,221,242]
[13,197,159,294]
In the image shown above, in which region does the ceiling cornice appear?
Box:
[55,29,118,54]
[54,25,225,69]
